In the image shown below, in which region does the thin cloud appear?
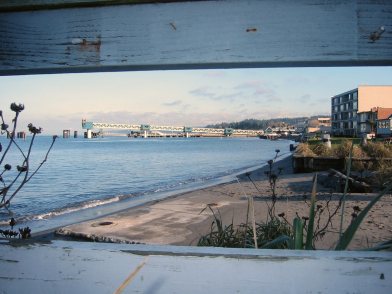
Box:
[235,81,277,100]
[189,86,242,102]
[298,94,329,107]
[189,87,215,98]
[162,100,182,107]
[181,104,191,111]
[85,111,246,128]
[234,81,263,90]
[212,92,242,101]
[299,94,311,102]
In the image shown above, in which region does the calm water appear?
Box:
[0,136,291,224]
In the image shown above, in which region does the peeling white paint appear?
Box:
[0,0,391,75]
[0,240,391,293]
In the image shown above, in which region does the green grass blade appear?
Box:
[261,235,291,249]
[293,217,303,249]
[362,239,392,251]
[249,196,258,249]
[335,182,392,250]
[338,142,354,240]
[305,173,317,250]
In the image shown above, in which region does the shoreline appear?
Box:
[1,136,293,231]
[53,153,392,250]
[27,151,292,237]
[54,152,292,245]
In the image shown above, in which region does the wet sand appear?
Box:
[56,156,392,250]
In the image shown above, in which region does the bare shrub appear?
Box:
[351,146,371,172]
[373,161,392,189]
[332,139,352,158]
[295,143,316,157]
[1,103,56,239]
[363,142,392,159]
[310,143,334,157]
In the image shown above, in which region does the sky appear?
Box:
[0,66,391,135]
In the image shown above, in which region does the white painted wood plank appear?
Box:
[1,240,391,293]
[0,0,391,75]
[358,1,392,59]
[0,0,182,12]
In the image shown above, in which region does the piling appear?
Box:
[63,130,71,138]
[74,131,78,138]
[17,132,26,140]
[84,130,92,139]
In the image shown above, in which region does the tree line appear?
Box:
[205,116,326,130]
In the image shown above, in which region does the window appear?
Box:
[378,121,389,129]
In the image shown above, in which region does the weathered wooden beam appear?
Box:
[0,0,391,75]
[0,0,195,12]
[1,240,391,293]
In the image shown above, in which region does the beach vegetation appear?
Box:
[197,204,293,249]
[198,144,392,251]
[309,143,333,157]
[0,217,31,239]
[335,183,392,250]
[307,137,362,146]
[334,145,392,250]
[0,103,57,239]
[296,140,392,190]
[362,142,392,159]
[197,205,243,248]
[372,161,392,190]
[297,140,392,162]
[295,143,316,157]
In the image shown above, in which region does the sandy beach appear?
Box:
[56,155,392,250]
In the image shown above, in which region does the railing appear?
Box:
[84,121,264,136]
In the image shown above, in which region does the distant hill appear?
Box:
[206,116,328,130]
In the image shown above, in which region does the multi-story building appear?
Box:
[331,85,392,137]
[357,108,377,135]
[376,108,392,137]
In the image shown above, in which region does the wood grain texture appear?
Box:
[1,240,392,293]
[0,0,391,75]
[0,0,193,12]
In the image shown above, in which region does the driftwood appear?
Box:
[328,169,372,193]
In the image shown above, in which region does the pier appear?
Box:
[82,120,264,139]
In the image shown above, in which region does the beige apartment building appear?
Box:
[331,85,392,137]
